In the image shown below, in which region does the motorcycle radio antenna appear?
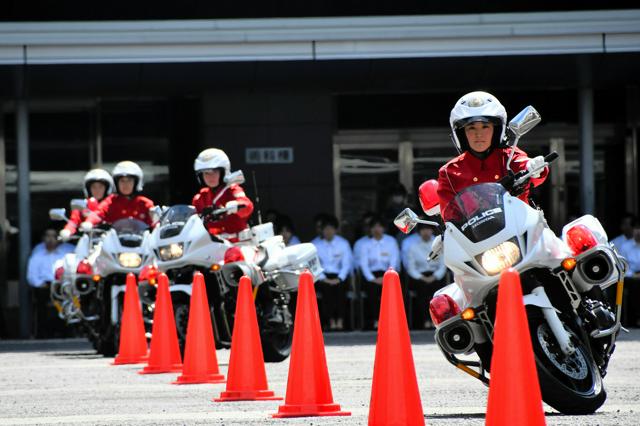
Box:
[252,170,263,224]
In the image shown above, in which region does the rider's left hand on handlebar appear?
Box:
[526,155,545,178]
[59,228,72,242]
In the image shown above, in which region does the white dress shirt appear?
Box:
[312,235,353,281]
[401,233,421,270]
[26,243,75,288]
[359,234,400,282]
[353,235,369,272]
[620,240,640,277]
[406,236,446,281]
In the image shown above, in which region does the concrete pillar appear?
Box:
[578,56,595,215]
[16,69,31,338]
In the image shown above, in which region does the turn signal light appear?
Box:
[566,225,598,256]
[210,263,221,271]
[429,294,461,326]
[76,260,93,276]
[139,264,159,285]
[461,308,476,321]
[54,266,65,281]
[561,258,577,272]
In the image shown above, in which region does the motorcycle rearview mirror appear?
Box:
[394,208,440,234]
[224,170,245,186]
[508,106,541,139]
[70,199,88,211]
[49,208,68,222]
[149,206,163,224]
[506,105,542,170]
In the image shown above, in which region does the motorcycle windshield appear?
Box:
[158,205,196,239]
[442,183,507,243]
[159,205,197,227]
[112,218,149,247]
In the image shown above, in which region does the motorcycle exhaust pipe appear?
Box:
[436,320,475,355]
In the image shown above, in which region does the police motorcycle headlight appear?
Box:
[158,243,184,261]
[118,252,142,268]
[477,239,521,276]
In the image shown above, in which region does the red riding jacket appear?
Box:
[437,147,548,215]
[87,193,155,227]
[192,184,254,236]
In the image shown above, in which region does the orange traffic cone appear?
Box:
[214,276,281,401]
[368,269,424,426]
[486,268,545,425]
[139,273,183,374]
[112,273,148,365]
[172,272,225,385]
[272,271,350,418]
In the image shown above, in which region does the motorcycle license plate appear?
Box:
[307,255,323,277]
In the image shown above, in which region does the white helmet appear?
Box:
[112,161,144,193]
[83,168,114,199]
[194,148,230,186]
[449,91,507,154]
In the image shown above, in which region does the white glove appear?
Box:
[79,221,93,233]
[225,200,239,214]
[429,235,443,261]
[526,155,545,178]
[59,229,72,242]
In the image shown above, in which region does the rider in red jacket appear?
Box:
[438,91,548,213]
[83,161,155,230]
[59,168,114,241]
[191,148,254,239]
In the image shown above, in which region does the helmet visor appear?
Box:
[454,116,498,130]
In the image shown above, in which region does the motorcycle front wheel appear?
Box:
[261,327,293,363]
[529,315,606,414]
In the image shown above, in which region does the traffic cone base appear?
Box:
[172,372,225,385]
[214,390,282,402]
[139,363,183,374]
[273,403,350,418]
[112,352,148,365]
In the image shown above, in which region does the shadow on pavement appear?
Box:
[323,330,435,346]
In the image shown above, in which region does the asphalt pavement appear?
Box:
[1,330,639,425]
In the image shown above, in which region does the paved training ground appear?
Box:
[1,330,639,425]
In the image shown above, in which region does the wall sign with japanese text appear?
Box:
[245,147,294,164]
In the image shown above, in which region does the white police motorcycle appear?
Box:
[396,106,626,414]
[142,170,322,362]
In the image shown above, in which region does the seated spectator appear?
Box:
[405,223,447,329]
[610,213,636,253]
[276,216,301,246]
[312,216,353,330]
[620,224,640,326]
[359,216,400,329]
[353,211,374,273]
[400,231,420,271]
[26,225,74,338]
[311,213,331,244]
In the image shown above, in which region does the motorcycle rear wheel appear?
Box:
[529,315,606,414]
